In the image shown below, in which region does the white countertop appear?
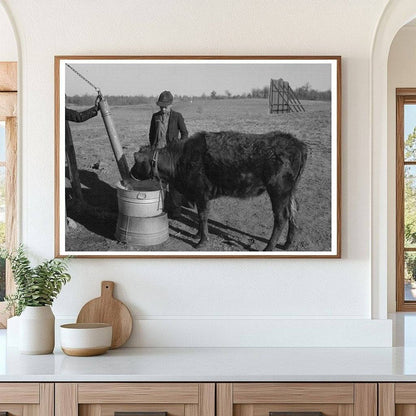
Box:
[2,329,416,382]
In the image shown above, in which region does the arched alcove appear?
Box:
[371,0,416,319]
[387,19,416,313]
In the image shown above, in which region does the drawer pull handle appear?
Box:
[115,413,167,416]
[270,413,324,416]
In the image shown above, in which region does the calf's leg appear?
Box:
[265,192,291,251]
[196,200,211,248]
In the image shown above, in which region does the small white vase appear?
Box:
[19,306,55,354]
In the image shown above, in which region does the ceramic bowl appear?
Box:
[60,323,112,356]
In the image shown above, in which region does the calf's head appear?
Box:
[130,148,152,180]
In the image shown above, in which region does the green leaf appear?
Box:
[5,245,72,314]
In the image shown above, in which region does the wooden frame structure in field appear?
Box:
[269,78,305,114]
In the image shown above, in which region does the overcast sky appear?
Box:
[65,60,332,97]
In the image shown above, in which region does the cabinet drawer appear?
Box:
[217,383,376,416]
[56,383,215,416]
[0,383,53,416]
[0,383,39,403]
[78,383,200,404]
[80,403,184,416]
[379,383,416,416]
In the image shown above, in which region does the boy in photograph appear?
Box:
[148,91,189,218]
[149,90,188,149]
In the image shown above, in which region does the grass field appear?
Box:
[65,98,332,252]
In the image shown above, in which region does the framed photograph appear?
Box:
[55,56,341,258]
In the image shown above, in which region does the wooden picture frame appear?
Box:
[55,56,341,258]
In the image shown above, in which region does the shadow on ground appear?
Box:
[169,208,270,251]
[66,173,276,251]
[66,170,118,240]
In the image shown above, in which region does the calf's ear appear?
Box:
[134,150,149,163]
[129,164,139,180]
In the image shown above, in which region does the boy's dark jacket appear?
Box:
[149,110,188,148]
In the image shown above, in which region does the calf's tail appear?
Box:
[283,196,298,249]
[283,144,307,249]
[294,142,308,186]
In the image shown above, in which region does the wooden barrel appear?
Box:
[116,180,165,218]
[115,212,169,247]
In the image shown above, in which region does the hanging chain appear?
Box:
[66,64,101,95]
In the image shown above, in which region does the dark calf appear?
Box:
[131,131,307,251]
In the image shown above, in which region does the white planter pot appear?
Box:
[19,306,55,354]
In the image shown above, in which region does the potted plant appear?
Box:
[1,245,71,354]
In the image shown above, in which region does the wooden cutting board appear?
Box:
[76,281,133,349]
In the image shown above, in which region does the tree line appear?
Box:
[65,83,331,106]
[66,94,154,106]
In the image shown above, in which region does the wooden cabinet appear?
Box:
[0,381,385,416]
[379,383,416,416]
[0,383,53,416]
[217,383,377,416]
[55,383,215,416]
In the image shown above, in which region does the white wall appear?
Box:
[0,4,17,61]
[0,0,393,346]
[387,25,416,312]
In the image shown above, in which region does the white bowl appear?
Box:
[60,323,112,356]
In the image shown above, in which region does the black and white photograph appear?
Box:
[55,56,341,258]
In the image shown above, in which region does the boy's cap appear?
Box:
[157,90,173,106]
